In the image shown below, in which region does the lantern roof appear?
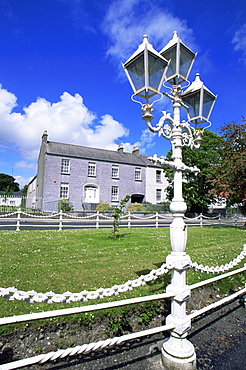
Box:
[124,35,165,67]
[160,31,191,55]
[182,73,216,97]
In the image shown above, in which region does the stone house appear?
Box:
[26,131,168,212]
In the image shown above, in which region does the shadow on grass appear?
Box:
[135,262,171,293]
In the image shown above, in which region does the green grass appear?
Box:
[0,227,245,329]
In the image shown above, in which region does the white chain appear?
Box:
[0,212,17,218]
[0,264,169,304]
[20,211,60,219]
[191,244,246,273]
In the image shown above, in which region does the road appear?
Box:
[0,217,239,231]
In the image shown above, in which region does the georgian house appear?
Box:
[26,131,168,212]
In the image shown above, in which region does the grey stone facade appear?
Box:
[27,131,167,212]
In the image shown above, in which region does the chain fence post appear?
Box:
[58,209,63,231]
[128,212,131,228]
[16,208,21,231]
[199,213,203,227]
[96,211,99,229]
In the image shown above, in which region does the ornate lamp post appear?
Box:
[123,32,217,369]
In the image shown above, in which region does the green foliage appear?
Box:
[58,198,73,212]
[137,302,164,324]
[111,195,130,238]
[163,130,225,214]
[127,202,146,212]
[22,184,28,196]
[55,340,63,349]
[76,312,94,326]
[209,120,246,214]
[143,202,170,213]
[107,311,130,335]
[0,173,20,192]
[34,347,42,354]
[96,202,110,211]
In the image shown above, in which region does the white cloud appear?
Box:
[14,161,36,171]
[0,85,130,163]
[232,24,246,66]
[136,128,156,153]
[102,0,195,67]
[14,175,33,189]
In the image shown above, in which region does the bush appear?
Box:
[96,202,110,211]
[144,202,170,212]
[127,203,146,212]
[58,199,73,212]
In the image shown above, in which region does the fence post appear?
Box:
[96,211,99,229]
[200,213,203,227]
[234,214,238,227]
[218,213,221,225]
[58,210,63,231]
[155,212,159,228]
[16,208,21,231]
[128,212,131,228]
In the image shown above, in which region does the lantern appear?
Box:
[123,35,169,103]
[160,31,196,85]
[182,73,217,124]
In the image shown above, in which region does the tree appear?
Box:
[163,130,225,214]
[209,120,246,214]
[0,173,20,193]
[112,195,130,238]
[22,184,28,196]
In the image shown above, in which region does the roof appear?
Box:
[45,141,160,168]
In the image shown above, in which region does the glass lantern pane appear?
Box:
[201,90,215,119]
[183,91,201,119]
[179,46,195,79]
[148,53,167,91]
[161,46,176,78]
[127,53,145,91]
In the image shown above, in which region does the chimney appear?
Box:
[132,145,139,155]
[42,130,48,144]
[117,144,124,154]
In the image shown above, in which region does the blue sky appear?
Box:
[0,0,245,188]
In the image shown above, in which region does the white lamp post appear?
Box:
[123,32,217,369]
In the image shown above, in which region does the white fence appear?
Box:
[0,210,245,231]
[0,243,245,369]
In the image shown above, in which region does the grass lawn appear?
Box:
[0,227,245,328]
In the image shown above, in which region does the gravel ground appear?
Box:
[0,295,245,369]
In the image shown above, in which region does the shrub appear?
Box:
[144,202,170,212]
[127,202,146,213]
[58,199,73,212]
[96,202,110,211]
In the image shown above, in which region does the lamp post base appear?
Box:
[161,334,196,370]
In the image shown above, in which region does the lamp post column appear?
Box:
[161,88,196,369]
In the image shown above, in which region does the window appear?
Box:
[60,183,69,199]
[88,162,96,177]
[135,168,141,181]
[156,189,162,202]
[61,159,70,174]
[112,165,119,179]
[111,186,119,201]
[156,170,161,183]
